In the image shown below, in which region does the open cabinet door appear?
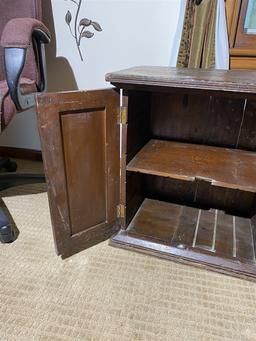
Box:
[36,89,120,258]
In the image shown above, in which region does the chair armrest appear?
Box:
[1,18,50,111]
[1,18,50,48]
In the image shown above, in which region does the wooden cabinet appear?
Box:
[37,66,256,280]
[226,0,256,69]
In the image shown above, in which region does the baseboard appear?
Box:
[0,146,42,161]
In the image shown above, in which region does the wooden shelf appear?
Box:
[127,139,256,193]
[111,199,256,279]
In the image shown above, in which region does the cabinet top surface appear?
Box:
[106,66,256,94]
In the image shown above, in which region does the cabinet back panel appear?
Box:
[125,172,255,229]
[143,174,255,218]
[150,92,256,150]
[237,100,256,150]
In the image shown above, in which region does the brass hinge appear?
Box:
[118,106,128,124]
[117,204,125,219]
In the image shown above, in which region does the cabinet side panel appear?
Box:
[61,109,107,235]
[125,91,151,226]
[251,215,256,254]
[126,91,151,162]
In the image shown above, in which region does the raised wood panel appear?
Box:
[36,89,120,258]
[61,109,107,235]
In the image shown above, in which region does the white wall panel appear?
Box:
[0,0,181,149]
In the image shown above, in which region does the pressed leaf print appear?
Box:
[64,0,103,61]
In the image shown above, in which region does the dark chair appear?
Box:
[0,0,50,243]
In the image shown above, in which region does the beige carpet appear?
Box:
[1,161,256,341]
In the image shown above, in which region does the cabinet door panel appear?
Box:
[36,89,120,258]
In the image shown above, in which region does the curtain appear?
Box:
[177,0,217,69]
[170,0,187,66]
[215,0,229,69]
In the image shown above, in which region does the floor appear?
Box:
[0,160,256,341]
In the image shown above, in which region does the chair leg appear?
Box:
[0,208,15,243]
[0,172,45,243]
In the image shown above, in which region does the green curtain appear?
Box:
[177,0,217,69]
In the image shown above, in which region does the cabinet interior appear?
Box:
[119,90,256,278]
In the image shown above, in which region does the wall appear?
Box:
[0,0,184,150]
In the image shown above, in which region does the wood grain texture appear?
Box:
[61,109,107,235]
[127,139,256,193]
[143,174,255,217]
[195,209,216,251]
[128,199,180,244]
[230,48,256,57]
[151,92,247,149]
[225,0,239,44]
[226,0,242,49]
[111,199,256,280]
[151,93,211,145]
[36,89,120,258]
[106,66,256,94]
[126,172,144,227]
[126,91,151,163]
[237,99,256,149]
[230,57,256,70]
[214,211,234,256]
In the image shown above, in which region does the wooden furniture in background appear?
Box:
[37,66,256,280]
[226,0,256,69]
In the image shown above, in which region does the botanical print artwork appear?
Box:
[64,0,103,61]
